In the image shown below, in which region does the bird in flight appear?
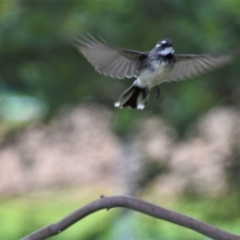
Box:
[75,35,233,110]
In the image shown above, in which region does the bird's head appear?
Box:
[156,39,174,56]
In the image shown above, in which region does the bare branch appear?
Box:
[21,195,240,240]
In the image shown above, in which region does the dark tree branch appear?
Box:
[21,195,240,240]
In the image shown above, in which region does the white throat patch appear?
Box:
[158,47,174,56]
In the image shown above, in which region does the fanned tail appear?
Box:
[114,84,149,110]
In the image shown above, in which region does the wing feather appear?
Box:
[75,35,148,79]
[165,54,232,82]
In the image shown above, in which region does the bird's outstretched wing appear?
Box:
[75,35,148,79]
[164,54,232,82]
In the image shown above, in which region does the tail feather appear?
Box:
[115,85,149,109]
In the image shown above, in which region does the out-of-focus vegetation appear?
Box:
[1,0,240,239]
[2,192,240,240]
[1,0,240,133]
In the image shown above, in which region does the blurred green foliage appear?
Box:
[0,0,240,135]
[1,192,240,240]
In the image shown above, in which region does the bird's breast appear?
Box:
[137,60,172,88]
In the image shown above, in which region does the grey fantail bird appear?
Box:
[75,35,234,110]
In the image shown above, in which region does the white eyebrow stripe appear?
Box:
[161,40,167,44]
[158,47,174,55]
